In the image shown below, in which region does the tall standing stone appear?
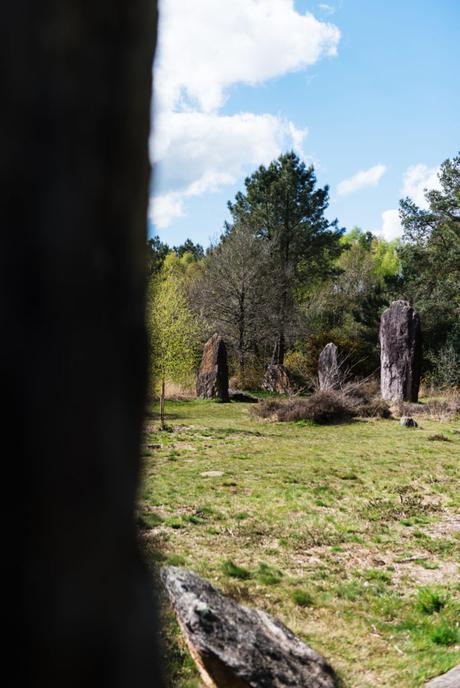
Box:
[318,342,341,390]
[196,334,229,402]
[380,300,421,402]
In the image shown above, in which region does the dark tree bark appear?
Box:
[1,3,162,686]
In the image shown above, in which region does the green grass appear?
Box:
[416,587,448,615]
[141,399,460,687]
[292,589,314,607]
[222,559,252,580]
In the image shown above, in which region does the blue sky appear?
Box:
[149,0,459,247]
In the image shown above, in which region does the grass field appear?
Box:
[140,399,460,688]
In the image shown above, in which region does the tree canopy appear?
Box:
[227,152,344,363]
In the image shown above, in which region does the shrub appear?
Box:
[252,385,390,424]
[252,397,286,419]
[394,396,460,420]
[286,392,354,424]
[252,392,353,424]
[427,343,460,389]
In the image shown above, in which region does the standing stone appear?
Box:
[196,334,229,402]
[318,342,341,390]
[262,364,293,394]
[380,300,421,402]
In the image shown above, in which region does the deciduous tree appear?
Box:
[193,223,272,384]
[148,258,201,428]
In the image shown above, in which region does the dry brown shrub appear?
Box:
[394,395,460,420]
[252,398,284,419]
[252,382,391,424]
[252,391,353,424]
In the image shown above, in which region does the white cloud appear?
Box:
[378,162,441,240]
[380,209,403,241]
[402,164,441,208]
[319,4,335,15]
[337,164,386,196]
[151,112,308,227]
[155,0,340,113]
[149,0,340,228]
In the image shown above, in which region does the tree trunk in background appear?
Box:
[1,2,162,686]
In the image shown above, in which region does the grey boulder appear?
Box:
[161,566,337,688]
[425,665,460,688]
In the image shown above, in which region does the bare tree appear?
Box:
[193,223,274,385]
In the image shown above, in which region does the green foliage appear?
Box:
[147,235,170,276]
[227,151,344,363]
[301,228,400,377]
[173,238,204,260]
[426,341,460,388]
[146,236,204,277]
[147,256,202,415]
[397,152,460,373]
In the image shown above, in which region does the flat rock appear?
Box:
[425,665,460,687]
[200,471,224,478]
[161,566,337,688]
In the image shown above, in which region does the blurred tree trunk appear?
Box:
[1,2,162,686]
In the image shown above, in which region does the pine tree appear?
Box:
[227,151,343,364]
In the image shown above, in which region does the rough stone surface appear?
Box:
[229,389,259,403]
[318,343,341,390]
[380,300,421,402]
[425,665,460,688]
[262,364,293,395]
[161,566,337,688]
[196,334,229,402]
[400,416,418,427]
